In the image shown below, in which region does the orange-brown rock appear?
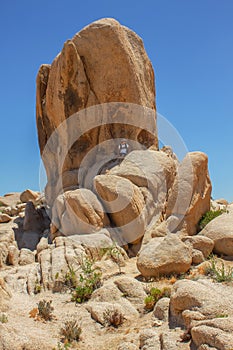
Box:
[51,188,109,236]
[20,189,40,204]
[94,174,153,245]
[0,192,21,207]
[36,18,157,205]
[137,235,192,278]
[200,204,233,256]
[166,152,211,235]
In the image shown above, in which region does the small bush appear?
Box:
[103,308,125,327]
[144,295,155,310]
[60,319,82,343]
[34,279,42,294]
[53,267,78,293]
[215,313,228,318]
[71,284,92,303]
[64,266,78,289]
[150,287,163,299]
[71,258,102,303]
[53,271,69,293]
[37,300,54,321]
[100,242,123,274]
[0,314,8,323]
[55,343,71,350]
[160,287,171,298]
[144,286,171,311]
[206,258,233,283]
[199,209,227,230]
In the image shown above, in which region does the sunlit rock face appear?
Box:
[36,18,158,205]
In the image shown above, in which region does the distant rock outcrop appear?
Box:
[20,189,40,204]
[0,214,11,224]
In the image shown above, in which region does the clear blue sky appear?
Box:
[0,0,232,201]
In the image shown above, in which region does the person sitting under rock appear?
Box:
[118,139,129,158]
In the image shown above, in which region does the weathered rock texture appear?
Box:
[0,193,21,207]
[20,189,40,204]
[36,18,158,205]
[23,202,47,233]
[0,214,11,223]
[1,211,233,350]
[166,152,212,235]
[200,204,233,256]
[137,234,192,277]
[170,279,233,349]
[182,235,214,258]
[0,225,19,268]
[0,278,11,312]
[94,174,150,244]
[51,188,109,236]
[35,18,212,245]
[109,149,176,216]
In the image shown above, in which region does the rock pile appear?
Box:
[35,18,212,248]
[0,18,232,350]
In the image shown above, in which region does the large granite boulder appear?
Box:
[36,18,158,205]
[94,174,150,244]
[166,152,212,235]
[137,234,192,277]
[199,204,233,256]
[109,149,176,211]
[51,188,109,236]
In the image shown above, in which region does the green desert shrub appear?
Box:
[53,270,74,293]
[199,209,227,230]
[215,313,228,318]
[100,242,123,274]
[55,343,71,350]
[144,295,155,311]
[34,279,42,294]
[64,266,78,289]
[71,258,102,303]
[206,257,233,283]
[0,313,8,323]
[144,286,171,311]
